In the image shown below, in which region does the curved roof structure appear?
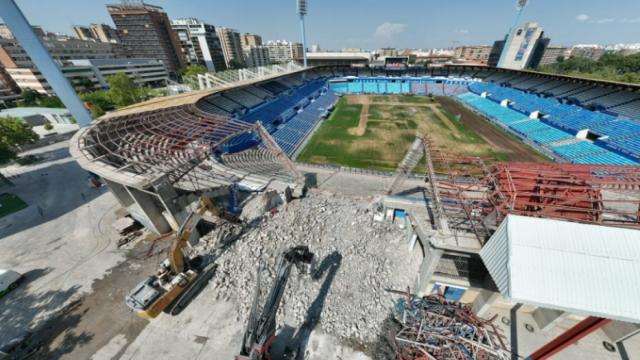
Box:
[70,102,256,188]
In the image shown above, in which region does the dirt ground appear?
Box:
[346,95,456,135]
[436,97,549,163]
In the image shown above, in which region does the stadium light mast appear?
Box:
[297,0,308,67]
[497,0,530,68]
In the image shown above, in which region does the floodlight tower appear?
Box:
[497,0,530,68]
[297,0,308,67]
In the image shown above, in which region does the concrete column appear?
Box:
[472,289,501,318]
[125,186,171,235]
[413,246,443,296]
[471,276,500,318]
[151,176,186,231]
[602,321,640,343]
[531,308,570,332]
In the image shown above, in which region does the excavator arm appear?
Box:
[168,197,220,273]
[236,246,315,360]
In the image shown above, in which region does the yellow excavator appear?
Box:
[125,197,225,319]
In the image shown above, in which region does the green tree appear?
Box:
[77,76,95,92]
[43,123,54,134]
[0,116,39,164]
[556,55,565,64]
[80,90,115,111]
[90,104,106,118]
[20,88,42,105]
[37,96,65,109]
[184,64,208,77]
[228,59,245,70]
[105,73,142,107]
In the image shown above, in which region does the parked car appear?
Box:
[0,270,25,299]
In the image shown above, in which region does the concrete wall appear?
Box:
[15,129,78,152]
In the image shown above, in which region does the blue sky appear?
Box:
[3,0,640,49]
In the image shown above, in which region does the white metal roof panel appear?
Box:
[480,215,640,323]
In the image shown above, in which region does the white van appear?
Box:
[0,270,24,299]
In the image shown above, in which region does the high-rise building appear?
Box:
[539,45,567,66]
[240,33,262,47]
[107,2,186,77]
[453,46,493,63]
[215,27,245,68]
[264,40,303,63]
[379,47,398,57]
[489,23,549,69]
[243,46,270,68]
[0,24,45,39]
[312,45,321,52]
[171,18,227,72]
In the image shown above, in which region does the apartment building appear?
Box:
[453,46,492,63]
[242,46,270,68]
[264,40,303,63]
[215,27,244,68]
[0,24,45,39]
[539,45,568,66]
[107,2,186,76]
[171,18,226,72]
[240,33,262,47]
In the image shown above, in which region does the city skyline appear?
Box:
[0,0,639,50]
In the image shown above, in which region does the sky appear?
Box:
[2,0,640,50]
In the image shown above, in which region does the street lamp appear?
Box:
[497,0,530,68]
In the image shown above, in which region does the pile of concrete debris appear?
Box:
[203,191,421,344]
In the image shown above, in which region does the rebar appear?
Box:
[390,288,509,360]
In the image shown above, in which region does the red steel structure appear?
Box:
[420,135,640,242]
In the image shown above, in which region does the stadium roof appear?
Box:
[480,215,640,323]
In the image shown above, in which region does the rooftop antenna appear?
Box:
[497,0,530,68]
[296,0,308,67]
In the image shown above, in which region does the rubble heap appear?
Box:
[204,191,421,343]
[390,291,509,360]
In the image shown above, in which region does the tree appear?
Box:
[556,55,565,64]
[77,76,95,92]
[228,59,245,70]
[90,104,106,118]
[184,64,208,77]
[37,96,65,109]
[0,116,39,164]
[105,73,142,107]
[43,123,54,134]
[20,88,42,105]
[80,90,115,111]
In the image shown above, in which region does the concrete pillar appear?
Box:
[125,186,171,235]
[472,289,501,318]
[531,308,570,332]
[602,321,640,343]
[151,176,186,230]
[471,276,500,318]
[413,246,443,296]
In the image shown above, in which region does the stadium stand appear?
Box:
[495,112,529,125]
[224,88,265,109]
[605,136,640,157]
[402,83,411,93]
[244,85,273,100]
[550,141,607,159]
[590,120,640,138]
[513,77,554,91]
[543,111,617,133]
[378,82,387,93]
[546,82,586,97]
[472,71,495,79]
[364,82,378,93]
[609,99,640,119]
[388,83,401,94]
[542,103,581,116]
[526,128,575,145]
[573,152,639,166]
[260,80,290,94]
[317,69,334,78]
[206,94,243,113]
[530,79,566,93]
[488,87,523,101]
[591,90,640,109]
[511,97,560,114]
[568,87,617,104]
[510,120,552,134]
[347,82,363,93]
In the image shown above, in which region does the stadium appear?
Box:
[66,59,640,358]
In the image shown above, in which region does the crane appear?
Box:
[235,246,315,360]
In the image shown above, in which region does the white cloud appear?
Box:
[621,17,640,23]
[597,18,614,24]
[373,22,407,41]
[576,14,589,21]
[455,29,469,34]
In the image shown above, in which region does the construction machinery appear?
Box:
[235,246,315,360]
[125,197,223,319]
